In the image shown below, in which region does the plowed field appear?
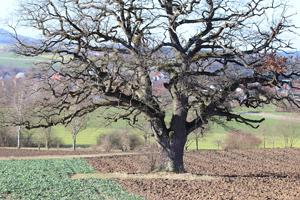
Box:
[0,148,104,157]
[86,148,300,200]
[2,148,300,199]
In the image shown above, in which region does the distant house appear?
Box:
[89,51,104,57]
[4,74,10,79]
[13,72,26,86]
[50,74,63,81]
[15,72,25,79]
[152,72,165,81]
[151,72,169,89]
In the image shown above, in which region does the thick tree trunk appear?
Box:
[158,136,186,173]
[152,97,188,173]
[150,62,190,173]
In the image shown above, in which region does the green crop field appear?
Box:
[0,158,145,200]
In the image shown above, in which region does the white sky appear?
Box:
[0,0,300,50]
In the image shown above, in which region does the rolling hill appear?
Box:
[0,28,36,44]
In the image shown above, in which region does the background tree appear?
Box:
[0,109,16,147]
[34,128,44,150]
[9,73,39,149]
[134,117,153,145]
[185,123,210,151]
[258,122,269,148]
[66,116,88,151]
[10,0,300,172]
[12,82,28,149]
[275,120,300,148]
[21,129,36,147]
[43,127,52,150]
[0,76,35,148]
[211,136,224,150]
[43,127,63,149]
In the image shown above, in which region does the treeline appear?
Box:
[0,76,59,148]
[0,76,151,150]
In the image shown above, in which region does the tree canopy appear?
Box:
[8,0,300,172]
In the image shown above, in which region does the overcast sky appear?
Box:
[0,0,299,50]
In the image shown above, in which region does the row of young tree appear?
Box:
[2,0,300,172]
[0,77,90,150]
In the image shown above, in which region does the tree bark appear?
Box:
[151,96,188,173]
[158,136,186,173]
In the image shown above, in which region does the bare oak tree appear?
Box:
[9,0,300,172]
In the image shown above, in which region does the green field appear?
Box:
[185,111,300,150]
[34,107,139,146]
[0,158,145,199]
[0,52,64,68]
[43,109,300,150]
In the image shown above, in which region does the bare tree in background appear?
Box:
[275,120,300,148]
[8,0,300,172]
[21,129,36,147]
[12,82,28,149]
[43,127,62,149]
[258,122,271,148]
[211,136,224,150]
[0,76,36,148]
[185,123,210,151]
[66,116,88,151]
[135,117,153,145]
[43,127,52,150]
[0,78,14,146]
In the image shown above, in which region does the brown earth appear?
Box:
[0,148,100,157]
[0,148,137,159]
[2,148,300,199]
[85,148,300,200]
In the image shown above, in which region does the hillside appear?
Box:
[0,28,36,44]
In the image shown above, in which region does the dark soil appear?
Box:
[86,148,300,200]
[85,154,157,173]
[2,148,300,199]
[0,148,108,158]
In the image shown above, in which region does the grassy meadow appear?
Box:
[0,51,70,68]
[187,108,300,150]
[0,52,52,68]
[45,107,300,150]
